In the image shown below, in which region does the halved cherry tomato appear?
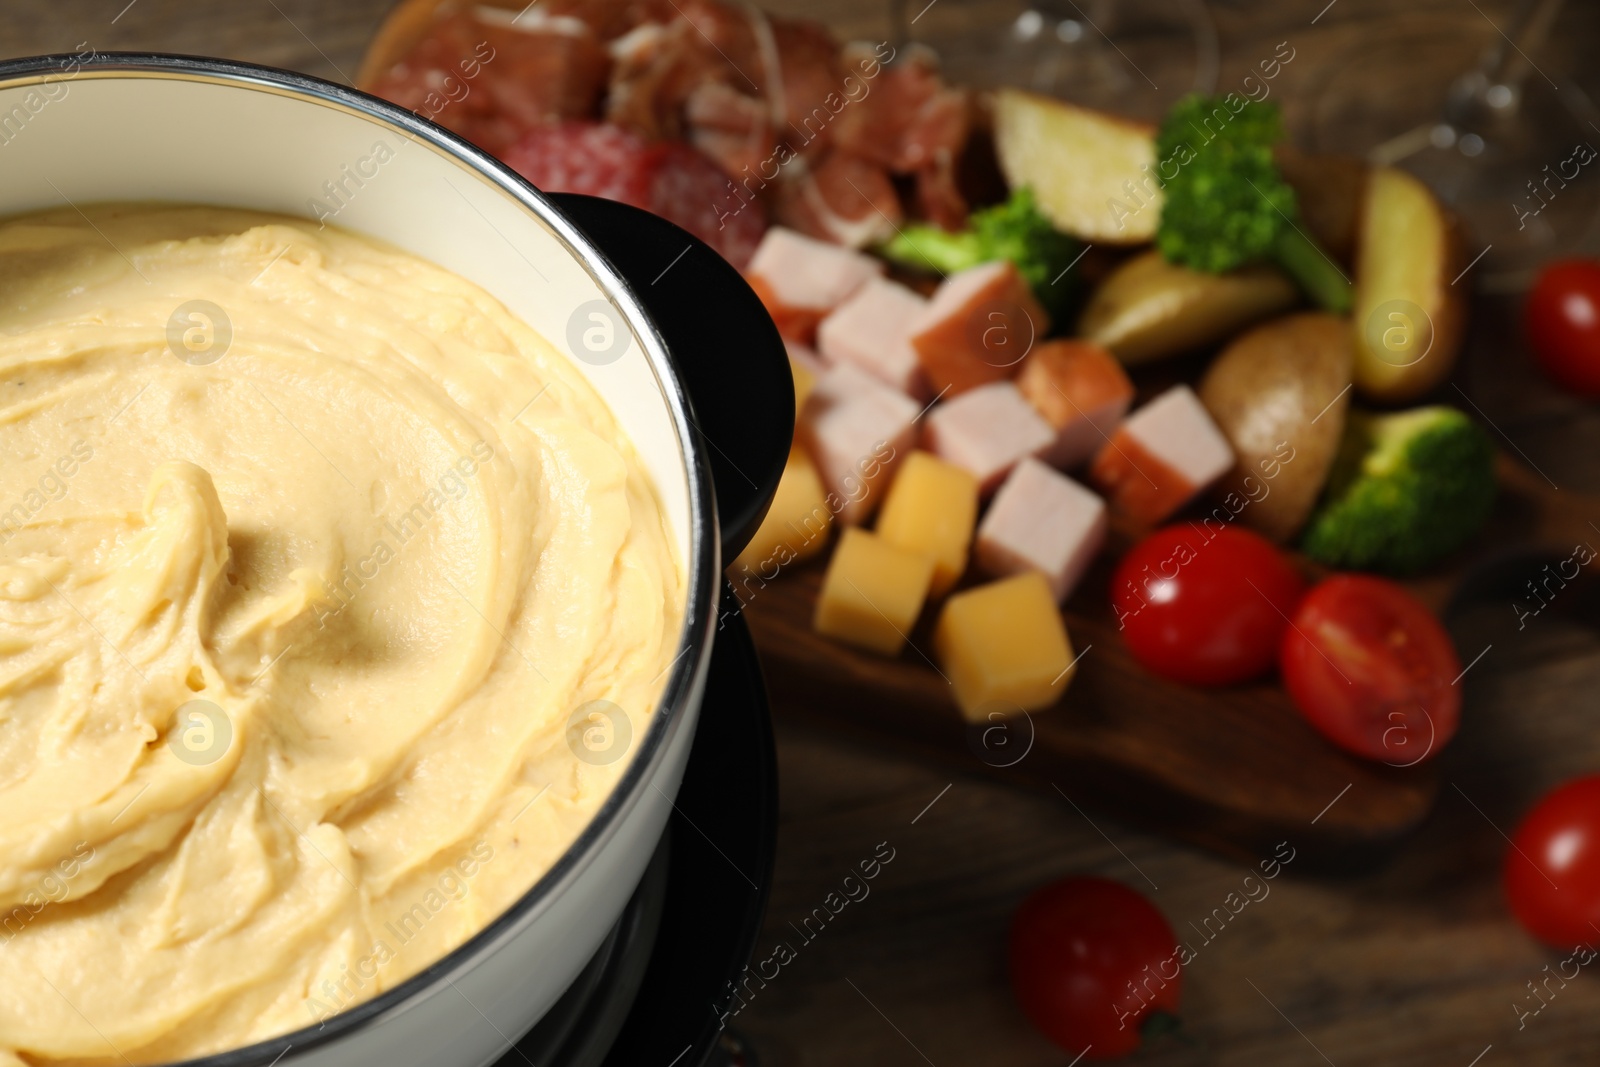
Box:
[1526,258,1600,396]
[1506,775,1600,949]
[1279,575,1460,764]
[1009,877,1181,1060]
[1111,524,1305,686]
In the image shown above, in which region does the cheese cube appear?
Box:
[786,339,825,415]
[814,527,935,656]
[748,227,885,344]
[1088,384,1234,525]
[798,362,921,525]
[976,459,1106,601]
[876,451,979,597]
[909,260,1050,396]
[733,446,832,575]
[923,381,1055,495]
[1015,339,1134,469]
[934,572,1076,721]
[817,277,930,396]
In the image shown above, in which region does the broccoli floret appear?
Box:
[1155,94,1352,313]
[1301,406,1496,574]
[879,188,1082,314]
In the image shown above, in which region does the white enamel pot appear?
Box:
[0,51,791,1067]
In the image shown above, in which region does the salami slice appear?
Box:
[502,121,767,268]
[648,141,766,269]
[502,121,661,206]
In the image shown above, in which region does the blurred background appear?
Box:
[8,1,1600,1063]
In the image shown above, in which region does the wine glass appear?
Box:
[1305,0,1600,291]
[891,0,1220,123]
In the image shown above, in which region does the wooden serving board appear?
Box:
[352,1,1598,868]
[742,455,1597,870]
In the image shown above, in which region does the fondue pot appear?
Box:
[0,52,790,1067]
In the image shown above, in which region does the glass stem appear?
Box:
[1481,0,1565,100]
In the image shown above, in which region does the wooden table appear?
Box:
[7,1,1600,1063]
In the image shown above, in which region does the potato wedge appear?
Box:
[1351,166,1467,402]
[992,89,1159,244]
[1198,313,1354,543]
[1078,250,1299,365]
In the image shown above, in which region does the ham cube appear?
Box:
[1089,385,1234,525]
[976,459,1107,602]
[1016,339,1134,469]
[909,260,1050,396]
[923,381,1054,495]
[817,277,930,396]
[798,362,921,525]
[747,227,884,344]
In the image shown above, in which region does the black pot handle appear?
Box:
[549,193,792,565]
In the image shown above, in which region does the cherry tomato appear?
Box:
[1111,524,1305,686]
[1525,258,1600,396]
[1279,575,1460,764]
[1009,877,1181,1059]
[1506,775,1600,949]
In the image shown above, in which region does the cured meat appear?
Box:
[502,121,659,203]
[502,121,766,267]
[976,458,1107,602]
[540,0,678,41]
[685,81,774,180]
[797,362,921,525]
[476,12,612,131]
[604,17,706,138]
[914,161,970,231]
[604,0,843,156]
[909,261,1049,396]
[765,14,850,152]
[924,382,1056,496]
[367,0,977,247]
[604,0,762,139]
[370,11,610,156]
[650,140,767,268]
[834,43,972,227]
[816,277,928,395]
[1015,339,1134,469]
[773,151,902,249]
[745,226,883,343]
[834,45,936,171]
[1088,385,1235,525]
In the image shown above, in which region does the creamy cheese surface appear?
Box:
[0,205,683,1065]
